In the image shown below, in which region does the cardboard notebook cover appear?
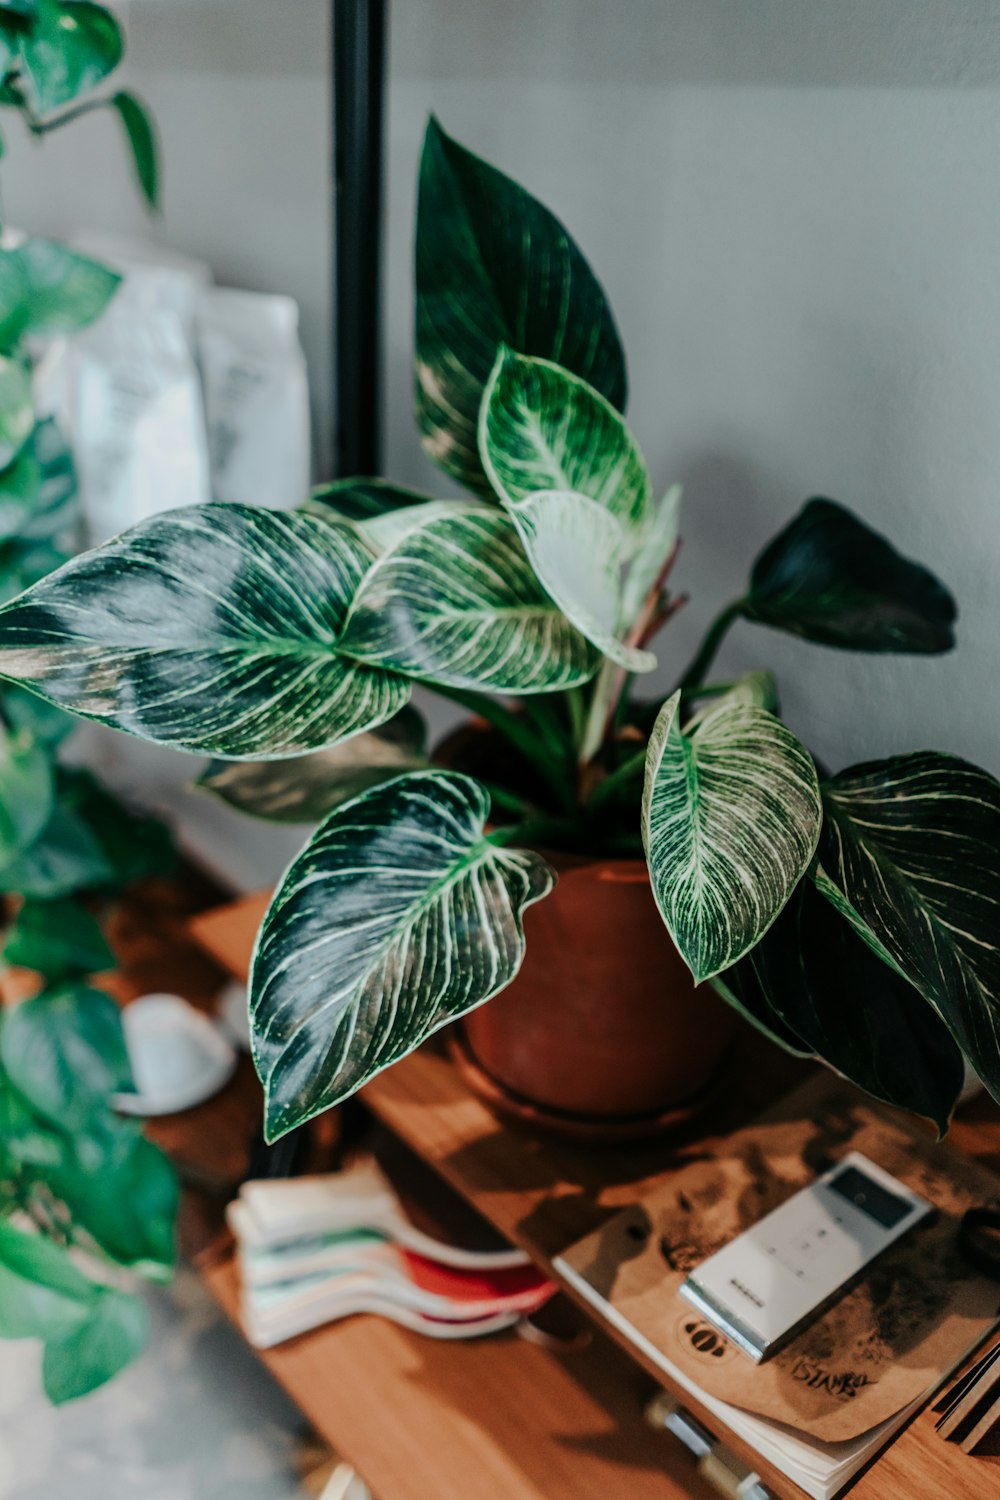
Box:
[556,1075,1000,1444]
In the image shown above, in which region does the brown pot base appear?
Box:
[449,1026,733,1144]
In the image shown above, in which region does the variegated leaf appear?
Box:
[620,483,683,626]
[302,477,432,526]
[339,506,599,693]
[818,753,1000,1100]
[508,490,655,672]
[716,877,964,1134]
[479,349,651,530]
[0,504,410,758]
[642,692,822,982]
[416,117,626,494]
[197,706,428,823]
[250,771,555,1138]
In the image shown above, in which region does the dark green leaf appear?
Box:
[2,684,75,745]
[109,91,158,209]
[56,768,175,888]
[0,417,77,547]
[18,0,123,114]
[12,238,119,336]
[0,797,113,896]
[415,116,626,494]
[745,498,956,653]
[718,876,964,1134]
[3,895,113,978]
[0,1219,93,1340]
[48,1131,177,1273]
[198,706,428,824]
[303,477,432,526]
[0,503,411,757]
[818,752,1000,1104]
[1,983,132,1131]
[251,771,555,1139]
[42,1286,146,1403]
[642,693,822,983]
[0,725,52,865]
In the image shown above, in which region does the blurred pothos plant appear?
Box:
[0,117,993,1153]
[0,0,176,1404]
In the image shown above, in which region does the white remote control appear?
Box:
[679,1151,933,1361]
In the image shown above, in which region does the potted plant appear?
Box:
[0,117,995,1152]
[0,0,178,1403]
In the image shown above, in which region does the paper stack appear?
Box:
[228,1158,554,1348]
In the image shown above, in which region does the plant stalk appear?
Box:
[431,684,576,814]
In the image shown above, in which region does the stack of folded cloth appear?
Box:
[227,1157,555,1348]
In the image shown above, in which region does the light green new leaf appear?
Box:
[198,706,428,824]
[18,0,123,114]
[13,239,119,337]
[0,1219,94,1341]
[340,506,599,693]
[480,349,651,530]
[642,692,822,982]
[0,355,32,471]
[3,895,114,978]
[0,503,411,758]
[508,490,655,672]
[416,116,626,494]
[620,483,683,626]
[1,984,132,1132]
[42,1287,147,1404]
[818,752,1000,1101]
[250,771,555,1139]
[110,91,158,209]
[0,725,52,864]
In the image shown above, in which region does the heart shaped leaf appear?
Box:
[480,349,650,530]
[340,505,599,692]
[198,706,428,824]
[42,1287,147,1404]
[745,498,956,653]
[0,1219,95,1341]
[1,984,132,1133]
[818,752,1000,1100]
[717,876,964,1134]
[18,0,123,114]
[508,489,655,672]
[13,239,119,338]
[0,503,411,757]
[416,117,626,493]
[250,771,555,1139]
[643,692,822,982]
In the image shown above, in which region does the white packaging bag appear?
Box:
[197,286,311,510]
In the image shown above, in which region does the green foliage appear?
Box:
[0,0,173,1407]
[0,116,991,1147]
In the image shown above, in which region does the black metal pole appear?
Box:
[332,0,387,478]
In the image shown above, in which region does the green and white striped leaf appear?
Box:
[0,356,33,471]
[642,692,822,983]
[480,349,650,530]
[818,752,1000,1101]
[620,483,683,626]
[716,876,964,1134]
[198,706,428,824]
[0,503,411,758]
[303,477,433,527]
[250,771,555,1139]
[340,505,599,693]
[416,117,626,494]
[508,489,655,672]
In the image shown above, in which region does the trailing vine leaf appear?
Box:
[0,984,132,1132]
[480,349,650,530]
[0,418,77,547]
[0,354,32,469]
[42,1287,146,1404]
[18,0,123,114]
[642,692,822,982]
[198,706,428,823]
[507,490,655,672]
[0,1219,93,1341]
[818,752,1000,1100]
[3,895,113,978]
[0,503,411,757]
[47,1131,177,1274]
[12,239,119,336]
[250,771,555,1139]
[109,91,158,209]
[744,498,956,653]
[717,876,964,1134]
[0,724,52,863]
[340,506,599,693]
[416,116,626,493]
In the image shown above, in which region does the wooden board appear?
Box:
[201,1249,717,1500]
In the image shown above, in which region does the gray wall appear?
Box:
[6,1,1000,882]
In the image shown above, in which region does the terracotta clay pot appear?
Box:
[456,853,735,1140]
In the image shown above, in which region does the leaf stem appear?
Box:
[585,747,648,813]
[676,599,746,692]
[431,684,575,814]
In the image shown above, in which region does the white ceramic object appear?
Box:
[114,993,237,1116]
